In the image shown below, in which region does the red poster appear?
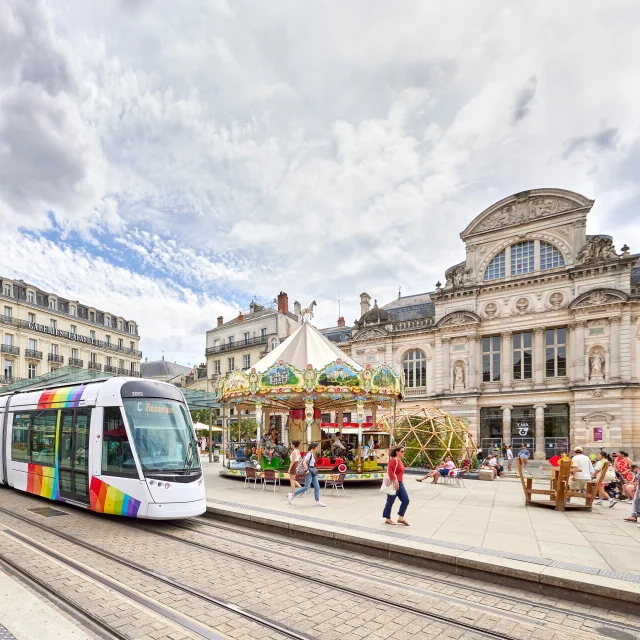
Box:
[593,427,603,442]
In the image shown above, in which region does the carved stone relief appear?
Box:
[453,361,466,391]
[513,297,531,316]
[484,302,498,318]
[445,265,473,289]
[547,292,565,310]
[473,196,578,233]
[576,236,619,264]
[572,290,627,308]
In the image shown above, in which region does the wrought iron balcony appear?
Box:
[117,367,128,375]
[48,354,64,363]
[0,376,21,385]
[1,344,19,355]
[205,335,268,355]
[25,349,42,360]
[88,362,102,371]
[104,365,117,373]
[69,358,84,367]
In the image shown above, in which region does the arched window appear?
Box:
[484,250,505,281]
[403,349,427,388]
[540,242,565,270]
[511,241,534,275]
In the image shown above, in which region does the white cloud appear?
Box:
[1,0,639,357]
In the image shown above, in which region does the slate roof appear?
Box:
[141,359,192,380]
[381,292,435,321]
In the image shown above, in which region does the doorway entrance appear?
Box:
[58,409,90,503]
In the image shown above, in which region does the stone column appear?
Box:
[468,336,477,390]
[428,341,436,393]
[609,316,621,381]
[632,316,639,382]
[501,331,512,390]
[501,405,513,447]
[533,403,546,460]
[533,327,545,385]
[574,320,586,382]
[442,337,451,392]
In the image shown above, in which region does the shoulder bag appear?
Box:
[380,459,398,496]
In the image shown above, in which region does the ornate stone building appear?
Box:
[347,189,640,459]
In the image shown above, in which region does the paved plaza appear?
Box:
[203,459,640,579]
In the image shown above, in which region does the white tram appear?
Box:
[0,377,206,519]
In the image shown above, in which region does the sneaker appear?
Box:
[595,500,603,506]
[609,499,618,508]
[287,492,294,505]
[315,501,326,507]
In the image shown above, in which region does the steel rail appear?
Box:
[0,545,128,640]
[131,522,522,640]
[0,507,311,640]
[188,517,640,636]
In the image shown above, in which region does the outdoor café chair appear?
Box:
[244,466,263,489]
[324,473,346,496]
[262,469,281,492]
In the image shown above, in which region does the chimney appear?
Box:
[337,316,345,327]
[238,312,244,322]
[277,291,289,315]
[293,300,301,318]
[217,316,223,327]
[360,292,371,318]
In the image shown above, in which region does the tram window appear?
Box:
[102,406,138,478]
[31,411,57,466]
[11,414,31,462]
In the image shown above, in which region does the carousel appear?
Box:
[217,310,403,483]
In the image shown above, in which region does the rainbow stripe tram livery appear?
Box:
[0,378,205,519]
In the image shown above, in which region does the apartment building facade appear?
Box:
[1,277,142,384]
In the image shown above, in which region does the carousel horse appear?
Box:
[301,300,316,321]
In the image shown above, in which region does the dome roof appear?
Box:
[357,300,390,326]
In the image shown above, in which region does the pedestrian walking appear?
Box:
[287,442,326,507]
[383,445,410,526]
[506,445,514,472]
[287,440,303,492]
[593,452,617,507]
[519,444,530,469]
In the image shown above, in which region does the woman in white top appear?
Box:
[287,440,303,493]
[506,446,514,472]
[593,452,617,506]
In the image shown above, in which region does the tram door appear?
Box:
[58,410,90,503]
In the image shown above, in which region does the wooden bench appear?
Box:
[516,458,609,511]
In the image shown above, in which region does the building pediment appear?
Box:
[569,288,628,310]
[461,188,593,239]
[352,327,388,341]
[436,311,481,329]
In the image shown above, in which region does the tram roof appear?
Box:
[0,366,220,411]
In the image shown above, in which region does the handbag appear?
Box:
[380,460,398,496]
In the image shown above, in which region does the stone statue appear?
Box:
[453,362,465,389]
[446,265,472,288]
[576,237,619,264]
[589,350,605,380]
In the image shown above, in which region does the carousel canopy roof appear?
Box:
[252,321,362,373]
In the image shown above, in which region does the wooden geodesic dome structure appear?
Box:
[379,406,476,468]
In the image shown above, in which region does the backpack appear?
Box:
[295,453,309,476]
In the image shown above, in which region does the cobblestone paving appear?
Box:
[0,491,638,640]
[185,520,640,628]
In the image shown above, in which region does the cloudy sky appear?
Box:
[1,1,639,365]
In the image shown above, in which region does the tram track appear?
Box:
[0,504,528,640]
[131,520,636,640]
[0,499,635,640]
[0,506,309,640]
[184,517,640,637]
[0,552,129,640]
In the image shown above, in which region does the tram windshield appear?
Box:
[122,398,201,473]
